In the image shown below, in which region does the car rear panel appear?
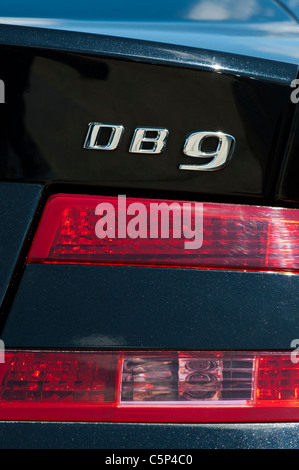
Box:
[1,0,299,449]
[2,265,299,351]
[0,26,296,200]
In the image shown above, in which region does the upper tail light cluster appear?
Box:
[27,194,299,272]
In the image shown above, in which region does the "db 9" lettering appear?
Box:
[83,122,235,171]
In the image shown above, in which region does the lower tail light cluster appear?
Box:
[0,350,298,422]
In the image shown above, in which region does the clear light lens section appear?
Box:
[27,194,299,272]
[121,354,254,404]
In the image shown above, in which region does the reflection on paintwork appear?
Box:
[0,0,291,22]
[280,0,299,20]
[186,0,263,21]
[2,19,299,64]
[75,334,127,347]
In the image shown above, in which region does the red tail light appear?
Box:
[27,194,299,272]
[0,350,299,422]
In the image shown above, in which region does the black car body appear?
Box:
[0,0,299,449]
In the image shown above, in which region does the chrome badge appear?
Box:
[84,123,235,171]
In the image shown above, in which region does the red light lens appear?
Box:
[0,351,117,403]
[0,350,299,422]
[27,194,299,272]
[257,355,299,401]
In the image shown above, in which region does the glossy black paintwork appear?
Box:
[0,421,299,449]
[3,3,299,65]
[2,264,299,350]
[0,183,42,308]
[277,102,299,202]
[0,24,295,82]
[0,28,296,200]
